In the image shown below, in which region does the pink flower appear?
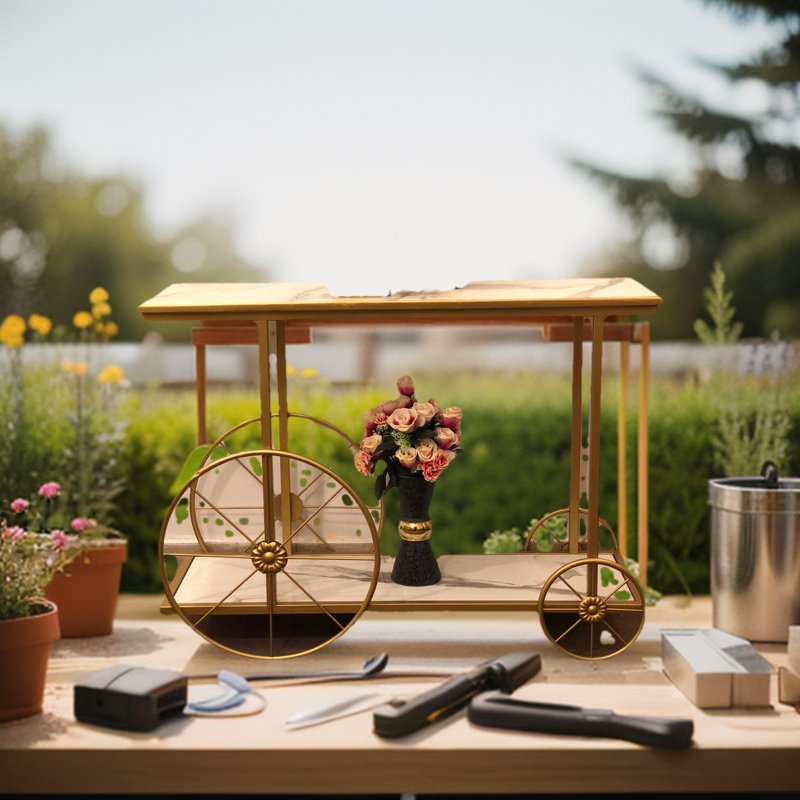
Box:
[396,446,418,469]
[10,498,29,514]
[387,406,420,433]
[70,517,96,533]
[434,427,460,450]
[397,376,415,397]
[415,438,439,463]
[378,398,402,416]
[373,412,388,428]
[395,394,413,409]
[38,481,61,499]
[354,450,373,476]
[360,434,382,454]
[413,402,437,425]
[421,449,455,482]
[4,525,26,542]
[50,529,69,550]
[440,407,463,429]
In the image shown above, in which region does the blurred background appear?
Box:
[1,0,799,595]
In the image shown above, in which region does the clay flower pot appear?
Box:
[0,599,60,723]
[45,540,127,637]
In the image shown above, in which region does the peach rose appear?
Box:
[361,434,382,454]
[395,394,413,409]
[361,407,381,430]
[421,449,454,481]
[354,450,373,476]
[434,427,459,450]
[396,446,418,468]
[415,438,438,462]
[397,375,415,396]
[440,406,463,429]
[387,406,419,433]
[413,401,436,425]
[378,398,401,415]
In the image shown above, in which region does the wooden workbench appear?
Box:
[1,595,798,795]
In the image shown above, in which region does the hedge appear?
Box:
[109,370,800,596]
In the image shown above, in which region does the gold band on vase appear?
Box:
[398,520,433,541]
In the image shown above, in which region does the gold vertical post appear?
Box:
[275,321,294,556]
[587,316,604,598]
[569,317,584,554]
[195,343,207,446]
[637,322,650,589]
[618,340,629,558]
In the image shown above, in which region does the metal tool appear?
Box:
[191,653,389,683]
[373,651,542,738]
[468,692,694,750]
[284,691,400,730]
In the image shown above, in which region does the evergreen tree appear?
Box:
[572,0,800,339]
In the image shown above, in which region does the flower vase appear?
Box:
[391,471,441,586]
[0,599,60,723]
[45,540,127,637]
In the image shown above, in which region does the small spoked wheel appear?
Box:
[525,508,618,553]
[189,414,385,552]
[538,557,644,660]
[160,449,381,659]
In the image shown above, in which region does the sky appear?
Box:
[0,0,778,297]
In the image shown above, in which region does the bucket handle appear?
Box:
[761,460,779,489]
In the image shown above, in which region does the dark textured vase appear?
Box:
[391,471,442,586]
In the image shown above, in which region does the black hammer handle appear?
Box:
[468,693,693,750]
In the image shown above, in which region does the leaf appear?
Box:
[169,444,227,495]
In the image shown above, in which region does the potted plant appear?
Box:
[0,520,62,722]
[353,375,463,586]
[0,288,129,637]
[4,480,127,637]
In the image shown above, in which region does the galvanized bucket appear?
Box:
[710,462,800,642]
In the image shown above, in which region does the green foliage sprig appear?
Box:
[693,262,743,344]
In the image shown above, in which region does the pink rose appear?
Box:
[4,525,26,542]
[415,438,439,463]
[413,402,436,425]
[360,434,382,454]
[361,407,380,431]
[397,375,415,397]
[395,394,413,409]
[354,450,373,476]
[70,517,96,533]
[50,529,69,550]
[421,449,455,482]
[440,407,463,429]
[434,427,460,450]
[38,481,61,499]
[10,498,29,514]
[379,398,403,415]
[373,412,388,428]
[387,406,419,433]
[396,446,418,469]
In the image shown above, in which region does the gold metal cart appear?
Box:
[138,279,661,662]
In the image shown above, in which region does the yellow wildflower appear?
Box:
[89,287,109,304]
[61,360,88,376]
[73,311,93,329]
[286,364,297,376]
[100,321,119,339]
[28,314,52,336]
[92,302,112,318]
[300,368,318,379]
[98,364,125,385]
[0,315,26,348]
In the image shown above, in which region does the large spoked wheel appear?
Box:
[160,449,381,659]
[188,415,385,552]
[538,557,644,660]
[525,508,618,553]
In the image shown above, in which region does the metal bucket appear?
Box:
[710,464,800,643]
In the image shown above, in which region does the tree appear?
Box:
[0,123,269,341]
[572,0,800,340]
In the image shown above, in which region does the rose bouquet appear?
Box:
[353,375,463,499]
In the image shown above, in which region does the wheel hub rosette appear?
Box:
[251,541,289,574]
[578,595,607,623]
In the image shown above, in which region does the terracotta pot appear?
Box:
[391,471,441,586]
[45,541,127,637]
[0,599,60,723]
